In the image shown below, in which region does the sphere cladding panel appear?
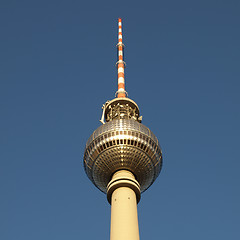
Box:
[83,119,162,193]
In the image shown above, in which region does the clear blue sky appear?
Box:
[1,0,239,239]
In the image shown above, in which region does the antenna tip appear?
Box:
[118,18,122,22]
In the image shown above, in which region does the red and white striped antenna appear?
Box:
[116,18,127,98]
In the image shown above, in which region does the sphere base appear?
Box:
[107,170,141,204]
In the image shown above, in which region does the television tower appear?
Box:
[83,18,163,240]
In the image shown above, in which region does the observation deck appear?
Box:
[83,98,163,193]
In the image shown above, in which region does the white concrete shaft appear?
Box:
[109,171,140,240]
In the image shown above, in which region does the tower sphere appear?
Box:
[83,98,163,193]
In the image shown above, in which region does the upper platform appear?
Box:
[104,98,142,123]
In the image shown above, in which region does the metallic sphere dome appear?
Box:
[83,119,163,193]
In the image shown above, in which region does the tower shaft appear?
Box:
[108,170,140,240]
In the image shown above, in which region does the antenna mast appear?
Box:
[116,18,126,98]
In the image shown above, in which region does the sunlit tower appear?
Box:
[83,19,163,240]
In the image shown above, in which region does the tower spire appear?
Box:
[116,18,126,98]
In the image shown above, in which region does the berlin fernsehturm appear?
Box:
[83,18,163,240]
